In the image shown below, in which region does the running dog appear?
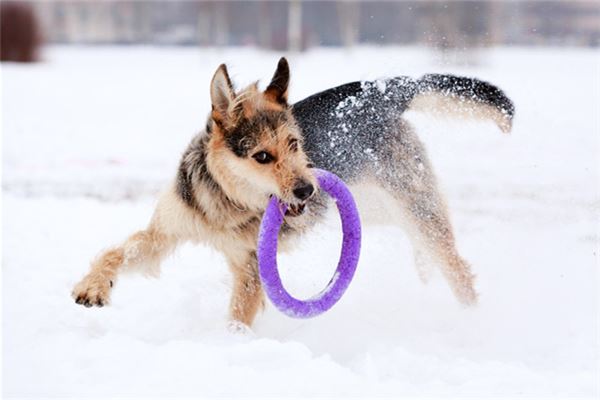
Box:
[72,58,514,327]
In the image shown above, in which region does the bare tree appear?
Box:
[288,0,302,51]
[213,1,229,47]
[259,1,273,49]
[337,1,359,48]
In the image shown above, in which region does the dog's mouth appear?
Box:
[285,202,306,217]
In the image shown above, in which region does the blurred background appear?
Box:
[2,0,599,63]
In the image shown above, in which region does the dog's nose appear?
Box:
[293,182,314,201]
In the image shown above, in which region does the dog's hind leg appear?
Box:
[72,226,177,307]
[375,119,477,305]
[413,247,434,284]
[400,191,478,306]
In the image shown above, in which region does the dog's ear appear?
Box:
[210,64,236,125]
[264,57,289,105]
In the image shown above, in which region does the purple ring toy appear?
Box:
[257,168,362,318]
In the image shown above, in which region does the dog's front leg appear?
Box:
[72,228,176,307]
[226,251,265,327]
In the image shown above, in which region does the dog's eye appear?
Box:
[288,138,299,152]
[252,151,275,164]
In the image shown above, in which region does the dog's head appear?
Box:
[206,58,316,215]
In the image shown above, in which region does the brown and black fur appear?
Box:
[73,58,514,328]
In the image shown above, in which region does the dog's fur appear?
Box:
[73,58,514,327]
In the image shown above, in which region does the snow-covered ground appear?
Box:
[2,46,599,398]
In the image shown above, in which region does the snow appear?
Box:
[2,46,599,398]
[375,79,387,94]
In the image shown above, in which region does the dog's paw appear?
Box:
[72,274,113,308]
[227,320,254,336]
[455,284,478,307]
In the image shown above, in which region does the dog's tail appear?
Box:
[406,74,515,133]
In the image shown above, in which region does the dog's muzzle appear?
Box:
[292,182,314,201]
[285,202,306,217]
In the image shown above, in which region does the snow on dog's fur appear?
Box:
[73,58,514,327]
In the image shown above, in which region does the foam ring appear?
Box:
[257,168,362,318]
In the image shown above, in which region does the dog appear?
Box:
[72,57,514,327]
